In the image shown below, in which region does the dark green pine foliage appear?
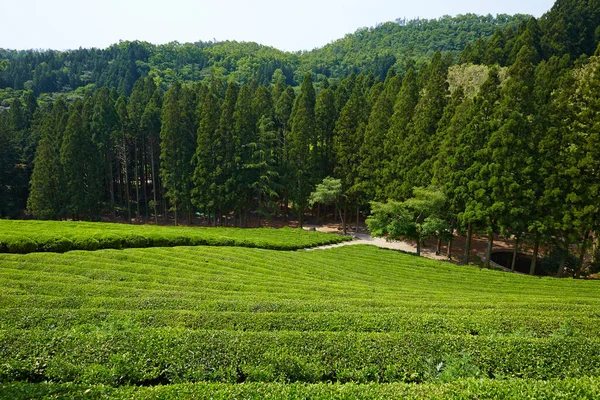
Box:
[27,99,69,219]
[556,51,600,261]
[214,82,240,217]
[192,80,222,220]
[89,88,119,220]
[452,67,501,247]
[314,77,337,180]
[507,18,543,65]
[0,113,18,217]
[60,100,103,220]
[360,69,402,201]
[432,86,469,187]
[534,55,577,274]
[159,82,196,225]
[397,52,449,200]
[482,45,538,267]
[484,29,508,66]
[288,72,316,227]
[140,89,164,223]
[232,81,258,226]
[333,73,371,231]
[384,65,419,200]
[540,0,600,59]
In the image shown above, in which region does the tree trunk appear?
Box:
[356,202,360,233]
[557,250,567,277]
[134,142,140,222]
[447,234,453,260]
[529,239,539,276]
[436,237,442,255]
[107,150,116,222]
[416,236,421,257]
[337,205,345,234]
[484,231,493,269]
[123,137,131,223]
[173,199,178,226]
[511,237,519,272]
[463,223,472,264]
[342,207,347,236]
[150,142,158,224]
[577,231,590,278]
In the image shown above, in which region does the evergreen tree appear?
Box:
[160,82,196,225]
[288,72,316,227]
[360,69,402,201]
[384,64,419,199]
[314,77,337,180]
[60,100,103,219]
[193,80,222,223]
[27,99,69,219]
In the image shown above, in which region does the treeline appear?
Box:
[0,14,529,101]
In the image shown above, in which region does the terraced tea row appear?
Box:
[3,378,599,399]
[1,244,599,389]
[0,220,347,253]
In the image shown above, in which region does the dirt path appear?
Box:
[304,229,453,262]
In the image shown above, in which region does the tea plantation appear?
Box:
[1,226,599,398]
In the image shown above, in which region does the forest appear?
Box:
[1,0,600,276]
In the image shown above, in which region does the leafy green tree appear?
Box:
[309,176,344,225]
[367,186,450,256]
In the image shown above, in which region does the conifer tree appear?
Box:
[60,100,103,219]
[384,64,419,200]
[288,72,316,227]
[193,80,222,224]
[314,77,337,180]
[360,69,402,201]
[27,99,68,219]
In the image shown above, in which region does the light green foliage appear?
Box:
[367,187,451,255]
[309,177,342,207]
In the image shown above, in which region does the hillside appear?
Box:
[0,14,528,101]
[1,243,599,397]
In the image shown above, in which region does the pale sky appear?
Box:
[2,0,556,51]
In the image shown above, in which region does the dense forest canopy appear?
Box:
[2,0,600,277]
[0,13,529,101]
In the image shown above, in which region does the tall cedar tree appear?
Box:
[160,82,197,225]
[398,51,449,199]
[60,100,103,220]
[27,99,69,219]
[384,65,419,200]
[314,77,337,180]
[193,80,222,221]
[288,73,316,227]
[360,69,402,201]
[333,74,371,233]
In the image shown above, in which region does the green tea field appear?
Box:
[1,223,599,398]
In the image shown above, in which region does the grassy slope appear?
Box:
[0,244,599,396]
[0,220,347,253]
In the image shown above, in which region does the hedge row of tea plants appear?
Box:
[1,243,599,395]
[2,379,600,399]
[0,220,348,253]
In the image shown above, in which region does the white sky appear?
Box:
[2,0,556,51]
